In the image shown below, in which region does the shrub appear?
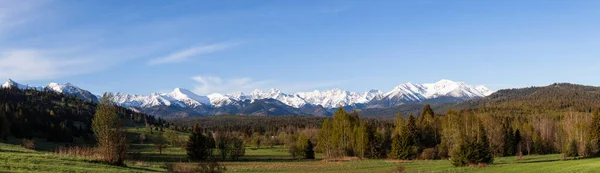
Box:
[56,146,98,159]
[419,148,438,160]
[392,164,405,173]
[288,144,299,159]
[22,139,35,150]
[563,140,578,159]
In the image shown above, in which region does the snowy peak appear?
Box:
[208,93,238,107]
[166,88,210,107]
[295,88,365,108]
[422,79,492,99]
[45,82,98,102]
[371,79,494,107]
[2,79,42,90]
[1,79,494,115]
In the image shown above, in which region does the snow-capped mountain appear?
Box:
[1,79,493,117]
[167,88,211,107]
[295,89,367,108]
[113,88,211,109]
[2,79,43,90]
[46,82,98,102]
[369,79,493,107]
[2,79,97,102]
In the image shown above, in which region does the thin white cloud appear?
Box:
[192,76,271,95]
[148,42,244,65]
[191,75,342,95]
[0,49,94,80]
[0,0,50,36]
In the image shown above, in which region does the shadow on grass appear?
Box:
[495,157,562,165]
[224,155,321,163]
[83,160,163,172]
[0,149,33,154]
[133,153,188,162]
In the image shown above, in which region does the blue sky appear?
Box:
[2,0,600,95]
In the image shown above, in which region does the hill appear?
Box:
[0,87,163,143]
[455,83,600,115]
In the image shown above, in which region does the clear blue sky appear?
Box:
[2,0,600,95]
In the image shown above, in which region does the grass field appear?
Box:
[3,129,600,173]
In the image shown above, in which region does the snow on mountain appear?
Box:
[2,79,43,90]
[248,89,308,108]
[358,90,384,103]
[166,88,210,108]
[207,93,238,107]
[113,93,174,108]
[371,79,493,107]
[1,79,494,114]
[421,79,492,99]
[46,82,98,102]
[295,88,365,108]
[384,83,427,102]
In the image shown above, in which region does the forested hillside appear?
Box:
[457,83,600,115]
[0,88,164,143]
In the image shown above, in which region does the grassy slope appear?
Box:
[0,142,160,173]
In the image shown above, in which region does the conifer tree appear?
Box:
[0,110,10,141]
[475,122,494,164]
[406,114,419,146]
[304,139,315,159]
[187,122,213,161]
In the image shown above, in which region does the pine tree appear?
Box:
[390,135,412,160]
[0,110,10,141]
[475,122,494,164]
[304,140,315,159]
[565,139,579,159]
[187,122,212,161]
[406,114,419,146]
[515,129,522,157]
[502,121,515,156]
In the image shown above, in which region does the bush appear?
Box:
[419,148,438,160]
[392,164,405,173]
[288,144,300,159]
[563,140,578,159]
[22,139,35,150]
[56,146,98,159]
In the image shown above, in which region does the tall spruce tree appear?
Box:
[0,110,10,141]
[187,122,213,161]
[304,139,315,159]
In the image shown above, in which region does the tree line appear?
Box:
[0,88,164,144]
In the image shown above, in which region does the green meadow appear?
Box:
[3,136,600,173]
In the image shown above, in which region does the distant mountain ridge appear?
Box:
[2,79,493,117]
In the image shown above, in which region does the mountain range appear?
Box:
[1,79,493,117]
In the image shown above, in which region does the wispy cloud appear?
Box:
[0,49,94,80]
[191,75,342,95]
[148,42,244,65]
[0,0,50,35]
[192,76,272,95]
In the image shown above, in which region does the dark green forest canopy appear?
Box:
[455,83,600,116]
[0,88,163,142]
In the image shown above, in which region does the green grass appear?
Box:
[3,129,600,173]
[0,142,161,173]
